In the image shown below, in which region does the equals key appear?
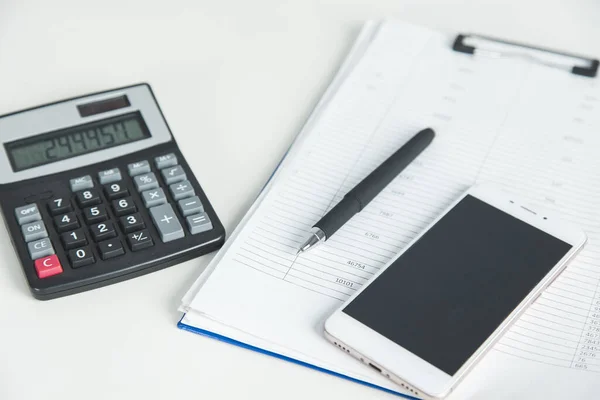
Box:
[186,213,213,235]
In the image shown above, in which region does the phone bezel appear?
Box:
[324,183,587,398]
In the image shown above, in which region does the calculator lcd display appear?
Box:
[5,112,151,172]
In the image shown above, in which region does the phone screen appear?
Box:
[343,195,572,376]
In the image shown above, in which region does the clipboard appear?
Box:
[453,33,599,78]
[179,20,600,400]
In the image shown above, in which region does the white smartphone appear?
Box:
[324,184,587,399]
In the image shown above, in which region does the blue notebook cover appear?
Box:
[177,315,417,399]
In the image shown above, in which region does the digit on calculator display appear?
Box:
[5,113,151,172]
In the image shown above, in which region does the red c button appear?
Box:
[34,254,63,278]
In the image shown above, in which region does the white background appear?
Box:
[1,1,599,399]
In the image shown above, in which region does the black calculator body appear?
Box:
[0,84,225,300]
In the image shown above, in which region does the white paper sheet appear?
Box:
[182,20,600,399]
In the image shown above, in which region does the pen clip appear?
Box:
[453,34,599,78]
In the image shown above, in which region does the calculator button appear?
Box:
[21,220,48,242]
[126,229,154,251]
[15,204,41,225]
[98,168,122,184]
[128,160,151,177]
[34,254,63,278]
[54,212,79,232]
[119,213,145,233]
[186,212,213,235]
[141,188,167,208]
[76,189,101,207]
[169,180,195,200]
[112,197,137,216]
[98,238,125,260]
[48,197,72,215]
[178,196,204,216]
[161,165,187,185]
[134,173,159,192]
[83,205,108,224]
[104,182,129,200]
[28,238,54,259]
[61,228,88,249]
[155,153,177,169]
[149,203,184,242]
[90,221,117,242]
[70,175,94,192]
[68,246,95,268]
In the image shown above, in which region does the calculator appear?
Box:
[0,84,225,300]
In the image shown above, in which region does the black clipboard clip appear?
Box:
[453,34,599,78]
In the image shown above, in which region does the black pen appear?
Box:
[297,128,435,254]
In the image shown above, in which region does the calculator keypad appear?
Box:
[48,197,72,215]
[127,160,150,176]
[112,197,137,216]
[90,221,117,242]
[98,168,122,184]
[61,228,88,249]
[34,255,63,278]
[76,189,101,207]
[141,188,167,208]
[54,212,80,232]
[150,203,184,242]
[69,246,95,268]
[98,238,125,260]
[178,196,204,216]
[28,237,54,259]
[69,175,93,192]
[186,212,213,235]
[161,165,186,185]
[154,153,177,169]
[119,213,145,233]
[11,151,217,288]
[134,172,159,192]
[169,180,195,200]
[21,220,48,242]
[126,229,154,251]
[104,182,129,200]
[15,204,41,225]
[83,205,108,224]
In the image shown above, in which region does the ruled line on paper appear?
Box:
[193,22,600,376]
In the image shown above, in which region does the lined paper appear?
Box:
[183,21,600,398]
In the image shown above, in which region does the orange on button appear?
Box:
[34,254,63,279]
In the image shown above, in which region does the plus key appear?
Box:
[149,203,184,242]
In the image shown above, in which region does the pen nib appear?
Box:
[296,228,326,255]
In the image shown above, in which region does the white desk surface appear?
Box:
[1,1,599,399]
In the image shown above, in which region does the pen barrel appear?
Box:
[315,197,362,239]
[347,128,434,208]
[314,128,434,239]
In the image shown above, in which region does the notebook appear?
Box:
[179,20,600,399]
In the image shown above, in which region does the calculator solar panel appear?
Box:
[0,84,225,299]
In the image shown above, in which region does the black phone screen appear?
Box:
[343,195,572,375]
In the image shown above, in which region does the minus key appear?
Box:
[177,196,204,216]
